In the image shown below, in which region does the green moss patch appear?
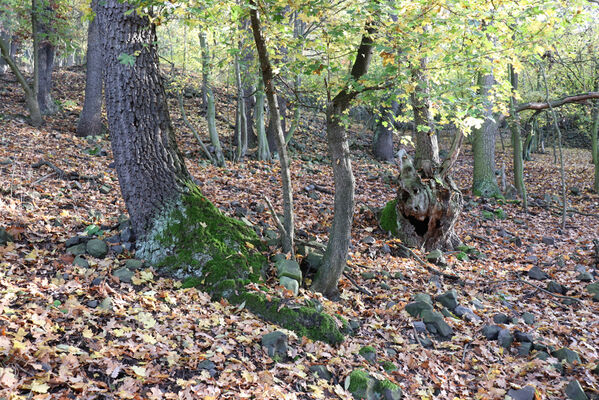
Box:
[379,200,399,236]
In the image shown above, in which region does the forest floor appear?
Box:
[0,68,598,400]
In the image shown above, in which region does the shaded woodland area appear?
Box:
[0,0,599,399]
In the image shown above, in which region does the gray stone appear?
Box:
[565,380,588,400]
[413,293,432,304]
[86,239,108,258]
[65,236,84,248]
[279,276,299,296]
[122,242,134,252]
[302,252,323,272]
[535,351,550,360]
[405,301,433,318]
[577,272,593,282]
[513,330,533,343]
[507,386,536,400]
[309,365,332,380]
[359,346,377,363]
[67,243,87,256]
[73,255,89,268]
[380,386,403,400]
[547,280,566,295]
[541,236,555,246]
[588,282,599,295]
[106,235,120,244]
[91,277,102,286]
[419,337,433,348]
[99,184,112,194]
[518,342,532,356]
[111,245,123,255]
[276,259,302,282]
[575,264,587,274]
[0,228,12,245]
[471,298,485,310]
[198,360,217,377]
[347,370,377,400]
[435,289,458,310]
[113,267,134,283]
[525,255,539,264]
[521,312,535,325]
[362,236,375,244]
[482,325,501,340]
[493,313,509,324]
[421,310,453,338]
[271,253,286,263]
[413,321,427,333]
[261,331,288,360]
[361,271,376,280]
[99,297,113,311]
[497,329,513,348]
[120,227,134,243]
[426,249,445,264]
[125,259,144,270]
[528,266,548,280]
[87,300,99,308]
[379,282,391,290]
[552,347,580,364]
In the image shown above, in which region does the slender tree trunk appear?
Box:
[311,25,376,299]
[206,87,226,167]
[199,31,209,110]
[249,0,295,255]
[77,2,104,137]
[0,35,43,126]
[592,102,599,192]
[372,100,399,161]
[472,73,500,197]
[255,77,270,161]
[34,1,57,115]
[234,57,248,161]
[508,64,528,211]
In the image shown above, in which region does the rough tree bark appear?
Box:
[380,63,462,251]
[255,77,271,161]
[508,64,528,210]
[592,102,599,192]
[0,35,43,126]
[76,1,104,137]
[310,24,376,299]
[472,73,500,197]
[372,100,400,161]
[249,0,295,255]
[34,0,58,115]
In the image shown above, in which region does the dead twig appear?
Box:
[295,238,327,251]
[262,195,288,240]
[32,172,56,185]
[31,160,101,182]
[342,271,373,296]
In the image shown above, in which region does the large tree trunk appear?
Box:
[472,73,500,197]
[76,2,104,137]
[311,26,375,299]
[383,65,461,251]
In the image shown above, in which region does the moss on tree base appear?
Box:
[138,185,344,345]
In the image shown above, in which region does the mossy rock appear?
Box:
[138,185,343,345]
[379,200,399,236]
[347,369,376,400]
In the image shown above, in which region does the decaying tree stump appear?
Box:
[381,154,462,251]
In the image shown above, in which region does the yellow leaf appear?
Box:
[82,328,93,339]
[136,312,156,329]
[131,366,146,377]
[246,241,255,250]
[30,381,49,393]
[25,249,38,261]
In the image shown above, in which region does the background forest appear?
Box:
[0,0,599,399]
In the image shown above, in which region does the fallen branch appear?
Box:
[515,278,582,304]
[342,271,373,296]
[312,183,333,195]
[31,160,101,182]
[32,172,56,185]
[543,204,599,218]
[295,238,327,251]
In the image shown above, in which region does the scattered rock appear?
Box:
[86,300,99,308]
[413,293,432,304]
[521,312,535,325]
[276,259,302,282]
[577,272,593,282]
[405,301,433,318]
[547,280,566,295]
[359,346,377,363]
[528,266,548,280]
[435,290,458,311]
[507,385,536,400]
[493,313,510,324]
[86,239,108,258]
[279,276,299,296]
[73,255,89,268]
[125,259,144,270]
[106,235,120,244]
[552,347,580,364]
[261,331,288,360]
[565,380,588,400]
[111,245,124,255]
[588,282,599,296]
[413,321,427,334]
[120,227,135,243]
[361,271,376,280]
[197,360,217,377]
[518,342,532,356]
[301,252,323,274]
[497,329,513,348]
[122,242,134,252]
[535,351,550,361]
[362,236,375,244]
[91,277,102,286]
[482,325,501,340]
[513,330,533,343]
[67,243,87,256]
[471,298,485,310]
[309,365,332,381]
[426,249,445,265]
[347,369,376,400]
[113,267,134,283]
[99,297,113,311]
[454,305,480,322]
[575,264,587,274]
[421,310,453,338]
[541,237,555,246]
[65,236,85,248]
